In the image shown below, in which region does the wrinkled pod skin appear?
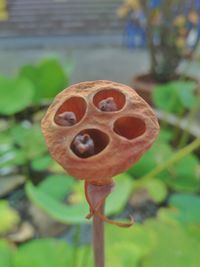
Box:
[41,80,159,186]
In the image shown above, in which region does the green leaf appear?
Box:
[105,223,154,267]
[142,220,200,267]
[106,242,141,267]
[171,81,196,109]
[76,246,93,267]
[158,194,200,225]
[0,76,34,115]
[0,201,20,235]
[128,141,173,179]
[138,179,168,203]
[26,182,89,224]
[10,123,47,161]
[31,155,53,171]
[39,174,76,200]
[14,239,72,267]
[152,83,183,113]
[69,174,133,215]
[0,130,25,169]
[0,147,24,169]
[157,208,180,226]
[20,59,68,103]
[106,223,153,255]
[19,65,41,104]
[106,217,200,267]
[164,154,200,192]
[37,59,67,99]
[153,80,197,113]
[128,151,156,178]
[168,193,200,223]
[105,174,133,215]
[26,174,133,224]
[0,240,13,267]
[156,128,173,143]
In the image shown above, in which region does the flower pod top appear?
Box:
[41,80,159,186]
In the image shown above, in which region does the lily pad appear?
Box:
[142,219,200,267]
[20,59,68,104]
[13,239,72,267]
[26,182,89,224]
[105,223,154,267]
[0,76,34,115]
[39,174,76,201]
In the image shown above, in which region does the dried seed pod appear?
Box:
[41,80,159,185]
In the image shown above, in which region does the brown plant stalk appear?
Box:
[93,203,105,267]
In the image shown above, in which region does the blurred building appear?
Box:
[0,0,123,39]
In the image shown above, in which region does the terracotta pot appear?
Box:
[131,73,156,105]
[131,73,200,106]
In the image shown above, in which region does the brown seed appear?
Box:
[98,97,117,112]
[55,111,77,126]
[72,133,95,158]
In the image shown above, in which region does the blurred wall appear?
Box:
[0,0,123,38]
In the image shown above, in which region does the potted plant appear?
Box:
[117,0,200,104]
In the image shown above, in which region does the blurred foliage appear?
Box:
[159,193,200,224]
[0,201,20,235]
[0,58,68,116]
[117,0,200,81]
[0,76,34,115]
[0,58,69,178]
[26,174,133,224]
[152,80,197,114]
[19,59,68,104]
[0,121,49,176]
[128,130,200,193]
[1,199,200,267]
[105,216,200,267]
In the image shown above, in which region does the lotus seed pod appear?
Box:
[41,80,159,186]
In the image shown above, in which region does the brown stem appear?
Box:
[140,0,157,73]
[93,203,105,267]
[84,181,133,227]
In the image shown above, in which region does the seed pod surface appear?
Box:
[41,80,159,185]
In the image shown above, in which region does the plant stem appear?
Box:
[140,137,200,182]
[93,203,105,267]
